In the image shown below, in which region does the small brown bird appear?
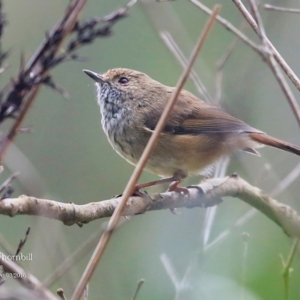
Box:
[83,68,300,190]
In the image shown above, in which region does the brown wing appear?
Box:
[143,89,262,135]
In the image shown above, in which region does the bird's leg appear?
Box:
[133,177,175,196]
[166,171,189,215]
[134,177,175,191]
[134,170,188,195]
[115,176,176,198]
[165,170,188,195]
[167,180,189,195]
[167,180,189,214]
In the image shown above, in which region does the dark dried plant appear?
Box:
[0,0,136,199]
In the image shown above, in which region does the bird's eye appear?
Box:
[118,77,129,84]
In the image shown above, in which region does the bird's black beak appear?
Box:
[83,69,105,83]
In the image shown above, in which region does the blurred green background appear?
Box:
[1,0,300,299]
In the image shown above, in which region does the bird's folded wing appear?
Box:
[143,97,262,135]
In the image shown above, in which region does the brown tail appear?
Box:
[249,132,300,156]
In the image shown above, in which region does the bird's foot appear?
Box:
[113,189,148,198]
[167,180,189,196]
[167,180,189,214]
[132,188,148,197]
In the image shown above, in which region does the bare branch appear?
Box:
[0,180,222,223]
[264,4,300,14]
[232,0,300,127]
[0,175,299,238]
[190,0,300,114]
[189,0,261,54]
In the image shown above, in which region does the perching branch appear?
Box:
[1,175,299,237]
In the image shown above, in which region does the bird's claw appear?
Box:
[167,181,189,196]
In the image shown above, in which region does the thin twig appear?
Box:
[15,227,30,256]
[270,162,300,197]
[92,0,136,23]
[131,279,145,300]
[191,0,300,120]
[264,4,300,14]
[160,253,180,289]
[189,0,261,53]
[281,239,299,300]
[43,219,127,287]
[57,288,67,300]
[232,0,300,127]
[217,20,248,70]
[215,21,248,103]
[0,171,19,199]
[159,31,213,103]
[268,54,300,124]
[202,157,230,247]
[42,232,99,286]
[71,6,221,300]
[242,0,300,203]
[248,0,267,45]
